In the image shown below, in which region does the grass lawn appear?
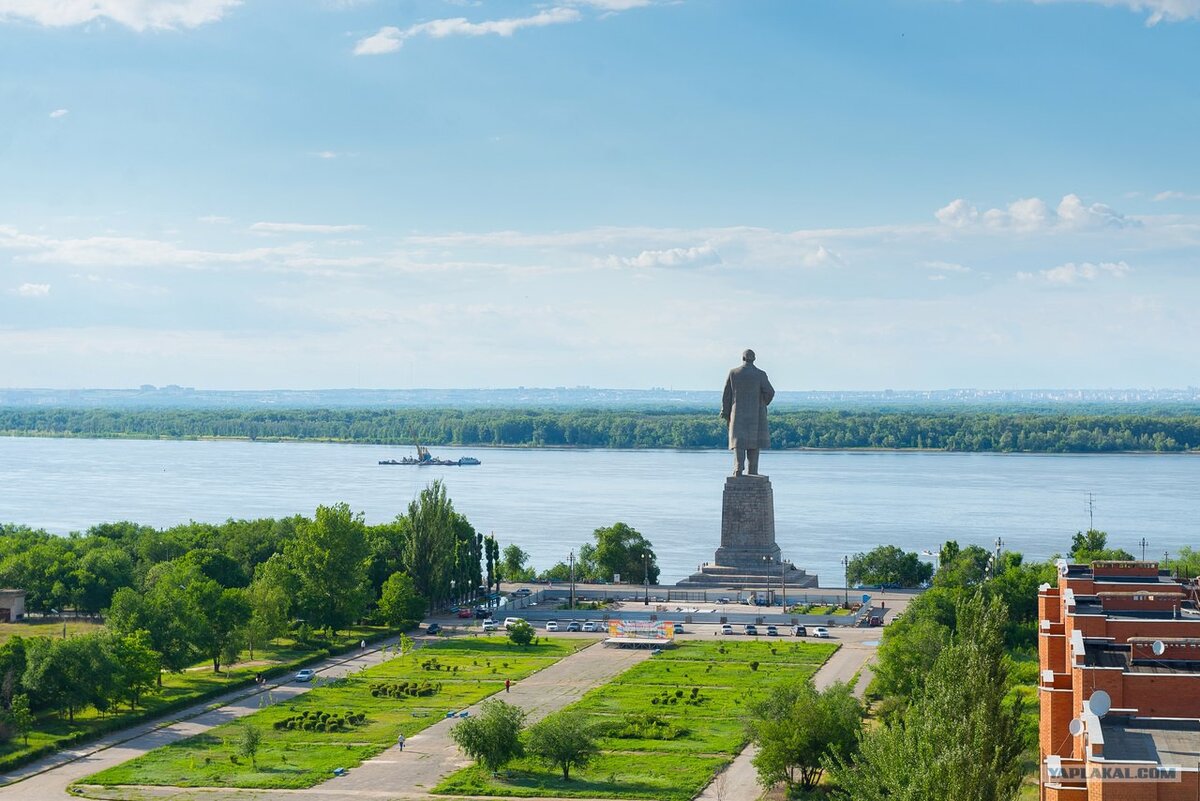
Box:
[434,638,839,800]
[84,637,593,790]
[0,618,104,644]
[0,625,388,773]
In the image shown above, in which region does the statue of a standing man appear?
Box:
[721,349,775,476]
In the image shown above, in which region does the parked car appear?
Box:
[582,621,598,632]
[545,620,559,631]
[474,607,491,619]
[744,624,758,636]
[673,623,686,634]
[721,624,734,635]
[812,627,831,638]
[426,622,441,635]
[503,617,524,629]
[792,625,808,637]
[457,608,472,619]
[514,588,532,597]
[294,668,316,682]
[482,620,499,632]
[566,621,582,632]
[766,625,779,636]
[717,597,731,604]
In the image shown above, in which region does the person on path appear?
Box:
[360,639,366,650]
[505,679,511,693]
[397,733,405,751]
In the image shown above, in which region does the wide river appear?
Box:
[0,436,1197,584]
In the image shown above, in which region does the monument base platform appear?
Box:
[674,561,819,590]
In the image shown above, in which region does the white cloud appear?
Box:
[570,0,654,9]
[0,0,242,31]
[936,194,1135,231]
[1019,260,1132,284]
[197,215,232,224]
[923,260,971,273]
[613,244,721,269]
[355,7,582,55]
[313,150,339,159]
[802,245,843,268]
[13,282,50,297]
[1153,190,1200,202]
[49,108,68,119]
[1027,0,1200,24]
[249,222,366,234]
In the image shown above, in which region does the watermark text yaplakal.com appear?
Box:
[1046,764,1181,783]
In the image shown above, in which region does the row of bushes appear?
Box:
[273,709,367,732]
[369,680,442,698]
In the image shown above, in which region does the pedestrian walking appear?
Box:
[505,679,511,693]
[397,733,406,751]
[360,639,366,650]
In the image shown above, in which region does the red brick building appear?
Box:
[1038,560,1200,800]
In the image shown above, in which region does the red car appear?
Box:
[457,608,473,619]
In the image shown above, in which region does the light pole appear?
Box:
[568,550,576,611]
[643,551,649,606]
[842,556,849,609]
[780,559,787,608]
[1140,538,1148,561]
[763,555,773,607]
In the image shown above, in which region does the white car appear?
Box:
[545,620,559,631]
[482,620,499,632]
[294,668,316,682]
[504,617,524,630]
[582,621,598,632]
[812,627,831,638]
[721,624,734,635]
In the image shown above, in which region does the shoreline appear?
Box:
[1,430,1197,456]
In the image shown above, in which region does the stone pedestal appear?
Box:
[675,474,818,590]
[715,476,781,569]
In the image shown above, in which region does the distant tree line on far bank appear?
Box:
[1,406,1199,453]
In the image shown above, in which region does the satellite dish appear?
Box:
[1068,718,1084,736]
[1153,640,1166,656]
[1087,690,1112,718]
[1038,583,1052,592]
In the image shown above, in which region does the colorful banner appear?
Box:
[607,620,676,640]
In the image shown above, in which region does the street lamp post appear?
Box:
[780,559,787,608]
[569,550,576,611]
[643,551,649,606]
[763,555,773,607]
[842,555,849,609]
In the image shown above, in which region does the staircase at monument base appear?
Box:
[674,473,820,590]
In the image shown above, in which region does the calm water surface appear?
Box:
[1,436,1197,583]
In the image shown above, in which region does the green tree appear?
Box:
[450,698,526,775]
[194,585,251,673]
[244,573,290,660]
[107,630,161,710]
[846,545,932,588]
[8,693,33,745]
[507,619,536,647]
[377,571,426,629]
[525,709,599,781]
[870,614,951,701]
[500,544,536,583]
[402,483,458,610]
[285,503,371,635]
[748,680,862,792]
[1070,529,1134,562]
[71,544,135,616]
[829,592,1024,801]
[588,523,659,584]
[238,723,262,769]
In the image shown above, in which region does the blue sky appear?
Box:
[1,0,1198,391]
